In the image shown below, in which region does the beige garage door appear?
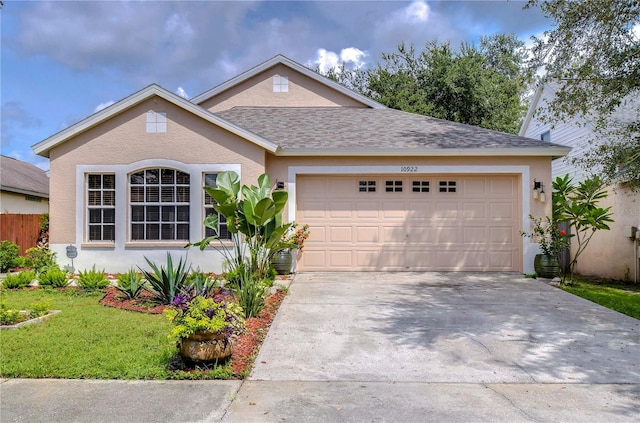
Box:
[296,174,521,272]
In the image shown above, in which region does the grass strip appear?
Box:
[561,278,640,320]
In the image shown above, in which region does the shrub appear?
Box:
[230,268,267,318]
[139,253,190,304]
[77,265,109,290]
[28,301,51,318]
[38,266,70,288]
[186,270,219,295]
[2,270,36,289]
[0,241,20,273]
[116,269,145,299]
[24,246,57,273]
[0,301,22,325]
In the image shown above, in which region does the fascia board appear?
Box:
[191,54,385,109]
[1,186,49,198]
[274,146,572,159]
[519,83,545,136]
[32,85,278,157]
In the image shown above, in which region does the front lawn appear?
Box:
[561,276,640,320]
[0,289,230,379]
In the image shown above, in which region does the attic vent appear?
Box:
[146,111,166,133]
[273,75,289,93]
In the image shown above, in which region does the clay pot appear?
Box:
[179,331,235,362]
[272,249,293,275]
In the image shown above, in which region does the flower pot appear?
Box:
[272,249,293,275]
[534,254,560,279]
[179,331,235,362]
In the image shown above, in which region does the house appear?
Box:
[520,82,640,281]
[32,55,569,274]
[1,155,49,254]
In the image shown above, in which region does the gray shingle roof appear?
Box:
[216,107,568,154]
[0,155,49,197]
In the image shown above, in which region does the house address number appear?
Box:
[400,166,418,173]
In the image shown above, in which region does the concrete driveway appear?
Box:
[226,272,640,422]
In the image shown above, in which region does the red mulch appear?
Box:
[98,286,287,377]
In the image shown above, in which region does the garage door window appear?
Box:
[385,180,403,192]
[358,180,376,192]
[412,181,430,193]
[439,181,457,193]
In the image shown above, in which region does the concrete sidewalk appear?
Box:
[1,272,639,422]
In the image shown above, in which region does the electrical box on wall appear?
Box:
[624,226,637,239]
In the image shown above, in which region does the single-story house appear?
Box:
[1,155,49,215]
[33,55,569,274]
[520,82,639,281]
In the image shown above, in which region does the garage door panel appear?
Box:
[296,174,521,272]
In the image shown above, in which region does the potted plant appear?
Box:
[522,215,572,278]
[272,223,310,275]
[165,290,246,362]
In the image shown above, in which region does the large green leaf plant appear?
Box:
[190,171,292,281]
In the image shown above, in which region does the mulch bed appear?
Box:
[98,286,287,378]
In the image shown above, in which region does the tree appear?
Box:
[527,0,640,190]
[338,34,530,134]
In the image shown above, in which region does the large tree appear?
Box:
[527,0,640,190]
[331,34,530,135]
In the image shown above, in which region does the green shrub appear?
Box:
[186,269,219,295]
[24,246,57,273]
[38,266,70,288]
[77,265,109,290]
[116,269,145,299]
[230,268,267,318]
[28,301,51,318]
[139,253,190,304]
[0,241,20,273]
[2,270,36,289]
[0,301,22,325]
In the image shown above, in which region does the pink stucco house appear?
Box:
[33,55,569,274]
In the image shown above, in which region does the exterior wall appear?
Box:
[266,154,553,274]
[199,64,368,112]
[47,96,266,273]
[522,85,640,280]
[1,191,49,214]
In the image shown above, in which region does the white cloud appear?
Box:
[94,101,115,113]
[312,48,367,74]
[176,87,189,98]
[405,1,430,23]
[632,24,640,41]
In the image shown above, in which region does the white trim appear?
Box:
[276,147,571,158]
[70,160,241,272]
[191,54,385,109]
[287,165,537,273]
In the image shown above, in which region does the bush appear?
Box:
[230,268,267,318]
[186,270,219,295]
[24,246,57,273]
[116,269,145,299]
[77,265,109,290]
[139,253,190,304]
[0,241,20,273]
[28,300,51,318]
[0,301,22,325]
[2,270,36,289]
[38,266,70,288]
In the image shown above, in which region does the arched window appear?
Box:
[129,168,190,241]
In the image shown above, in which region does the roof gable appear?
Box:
[191,54,384,109]
[32,84,278,158]
[0,155,49,197]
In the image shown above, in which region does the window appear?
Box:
[439,181,457,193]
[412,181,430,193]
[204,173,232,240]
[540,130,551,142]
[25,195,42,202]
[146,111,167,133]
[273,75,289,93]
[385,180,403,192]
[130,168,189,241]
[358,180,376,192]
[87,174,115,241]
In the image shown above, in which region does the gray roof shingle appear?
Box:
[0,155,49,197]
[216,107,568,153]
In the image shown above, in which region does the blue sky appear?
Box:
[1,1,550,170]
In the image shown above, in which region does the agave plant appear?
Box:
[116,269,145,299]
[139,253,190,304]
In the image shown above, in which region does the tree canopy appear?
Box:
[527,0,640,190]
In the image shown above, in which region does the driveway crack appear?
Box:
[484,384,540,422]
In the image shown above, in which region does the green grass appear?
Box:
[561,276,640,320]
[0,289,232,379]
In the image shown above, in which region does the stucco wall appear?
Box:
[266,154,553,274]
[199,64,367,112]
[1,191,49,214]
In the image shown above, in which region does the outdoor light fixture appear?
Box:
[533,179,542,200]
[539,185,546,203]
[276,181,285,190]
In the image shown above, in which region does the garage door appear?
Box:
[296,174,521,272]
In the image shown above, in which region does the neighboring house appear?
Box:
[520,82,640,281]
[32,55,569,274]
[0,155,49,214]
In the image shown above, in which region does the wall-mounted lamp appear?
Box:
[533,179,545,202]
[275,181,285,190]
[539,185,546,203]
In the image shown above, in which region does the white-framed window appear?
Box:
[273,75,289,93]
[129,168,189,241]
[87,174,116,241]
[146,111,167,133]
[540,130,551,142]
[203,173,232,240]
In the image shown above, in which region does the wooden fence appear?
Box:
[1,214,44,255]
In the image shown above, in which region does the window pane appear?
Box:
[161,186,174,202]
[146,206,160,222]
[176,186,189,202]
[130,171,144,185]
[146,186,159,202]
[176,171,190,185]
[177,206,189,222]
[161,224,175,240]
[88,225,102,241]
[146,224,160,240]
[89,209,102,224]
[204,173,217,187]
[88,191,101,206]
[162,206,175,222]
[177,224,189,240]
[131,206,144,222]
[130,186,144,202]
[103,209,115,224]
[103,191,115,206]
[131,224,144,240]
[88,174,101,189]
[161,169,174,184]
[146,169,159,184]
[103,225,115,241]
[103,175,115,189]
